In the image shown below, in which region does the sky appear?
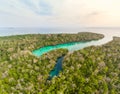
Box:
[0,0,120,27]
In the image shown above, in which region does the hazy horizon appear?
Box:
[1,27,120,38]
[1,0,120,37]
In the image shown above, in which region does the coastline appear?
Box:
[0,32,120,93]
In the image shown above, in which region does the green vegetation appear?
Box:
[3,32,120,94]
[54,37,120,94]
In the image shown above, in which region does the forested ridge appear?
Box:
[1,32,120,93]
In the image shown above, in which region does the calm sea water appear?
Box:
[0,28,79,36]
[0,27,120,37]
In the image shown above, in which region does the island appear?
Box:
[0,32,120,94]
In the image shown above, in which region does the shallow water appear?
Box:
[32,41,92,56]
[32,36,111,57]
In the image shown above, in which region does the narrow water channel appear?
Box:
[47,56,64,80]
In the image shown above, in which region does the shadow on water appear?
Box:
[47,55,65,80]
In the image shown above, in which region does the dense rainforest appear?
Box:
[0,32,119,93]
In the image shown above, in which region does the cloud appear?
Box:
[0,0,53,17]
[0,0,120,27]
[19,0,52,16]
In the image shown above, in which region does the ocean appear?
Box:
[0,27,120,39]
[0,27,79,36]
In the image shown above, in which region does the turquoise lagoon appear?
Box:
[33,40,98,56]
[32,36,110,57]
